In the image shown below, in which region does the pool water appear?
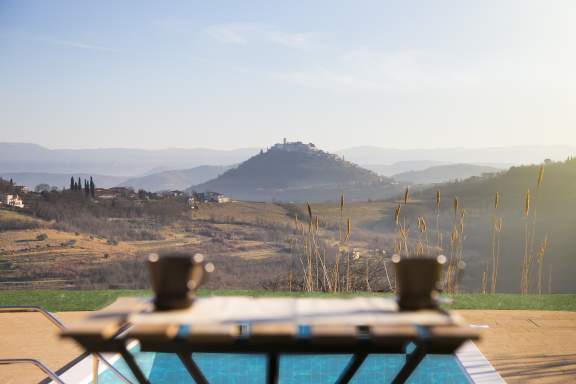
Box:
[99,347,472,383]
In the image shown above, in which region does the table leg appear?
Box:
[267,353,279,384]
[177,353,209,384]
[119,347,150,384]
[391,344,427,384]
[335,352,368,384]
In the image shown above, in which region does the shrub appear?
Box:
[0,219,41,231]
[36,233,48,241]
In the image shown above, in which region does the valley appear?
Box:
[1,142,574,294]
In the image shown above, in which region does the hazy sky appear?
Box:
[1,1,575,150]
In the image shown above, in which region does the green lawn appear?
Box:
[1,290,575,312]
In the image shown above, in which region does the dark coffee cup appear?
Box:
[392,255,446,311]
[148,252,214,311]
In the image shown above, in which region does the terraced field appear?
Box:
[0,201,398,290]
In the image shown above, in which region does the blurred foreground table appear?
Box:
[62,296,479,384]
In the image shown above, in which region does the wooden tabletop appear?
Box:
[62,296,478,355]
[129,296,462,326]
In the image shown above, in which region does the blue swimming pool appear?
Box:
[98,346,472,383]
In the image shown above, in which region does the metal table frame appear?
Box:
[61,298,478,384]
[68,327,473,384]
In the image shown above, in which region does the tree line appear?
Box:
[69,176,96,198]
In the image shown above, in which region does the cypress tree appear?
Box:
[89,177,95,198]
[70,177,75,191]
[84,180,89,197]
[77,177,81,192]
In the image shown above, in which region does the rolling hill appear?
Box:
[118,165,233,192]
[189,141,401,202]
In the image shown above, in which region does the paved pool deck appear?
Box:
[458,310,576,383]
[0,310,575,383]
[0,311,86,384]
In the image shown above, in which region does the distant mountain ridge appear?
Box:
[119,165,233,192]
[189,141,400,202]
[2,142,573,179]
[363,161,452,176]
[337,145,576,166]
[392,163,503,184]
[0,143,258,176]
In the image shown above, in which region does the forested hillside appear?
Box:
[385,158,576,293]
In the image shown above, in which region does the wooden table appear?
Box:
[61,296,479,384]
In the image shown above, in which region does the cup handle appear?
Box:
[189,254,215,291]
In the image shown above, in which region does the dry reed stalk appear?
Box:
[315,245,332,292]
[346,218,351,242]
[292,215,308,291]
[346,252,351,292]
[489,192,500,293]
[393,204,403,258]
[339,194,344,241]
[524,189,531,216]
[493,216,503,293]
[333,249,340,292]
[399,221,409,258]
[536,235,548,295]
[446,226,459,292]
[438,232,443,250]
[481,271,488,294]
[453,197,459,218]
[300,203,330,292]
[289,237,296,291]
[521,189,531,294]
[334,193,345,292]
[435,190,442,248]
[537,164,544,188]
[415,241,424,256]
[393,239,401,254]
[289,265,293,292]
[528,164,545,292]
[419,216,429,254]
[306,202,313,232]
[444,196,460,292]
[343,217,352,291]
[446,206,467,293]
[314,252,320,291]
[383,257,393,292]
[394,204,401,226]
[454,209,466,293]
[304,238,312,291]
[365,256,371,291]
[416,216,427,255]
[404,187,409,205]
[454,261,466,294]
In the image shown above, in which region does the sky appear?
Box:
[1,0,575,151]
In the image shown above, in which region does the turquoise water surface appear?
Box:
[99,346,471,383]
